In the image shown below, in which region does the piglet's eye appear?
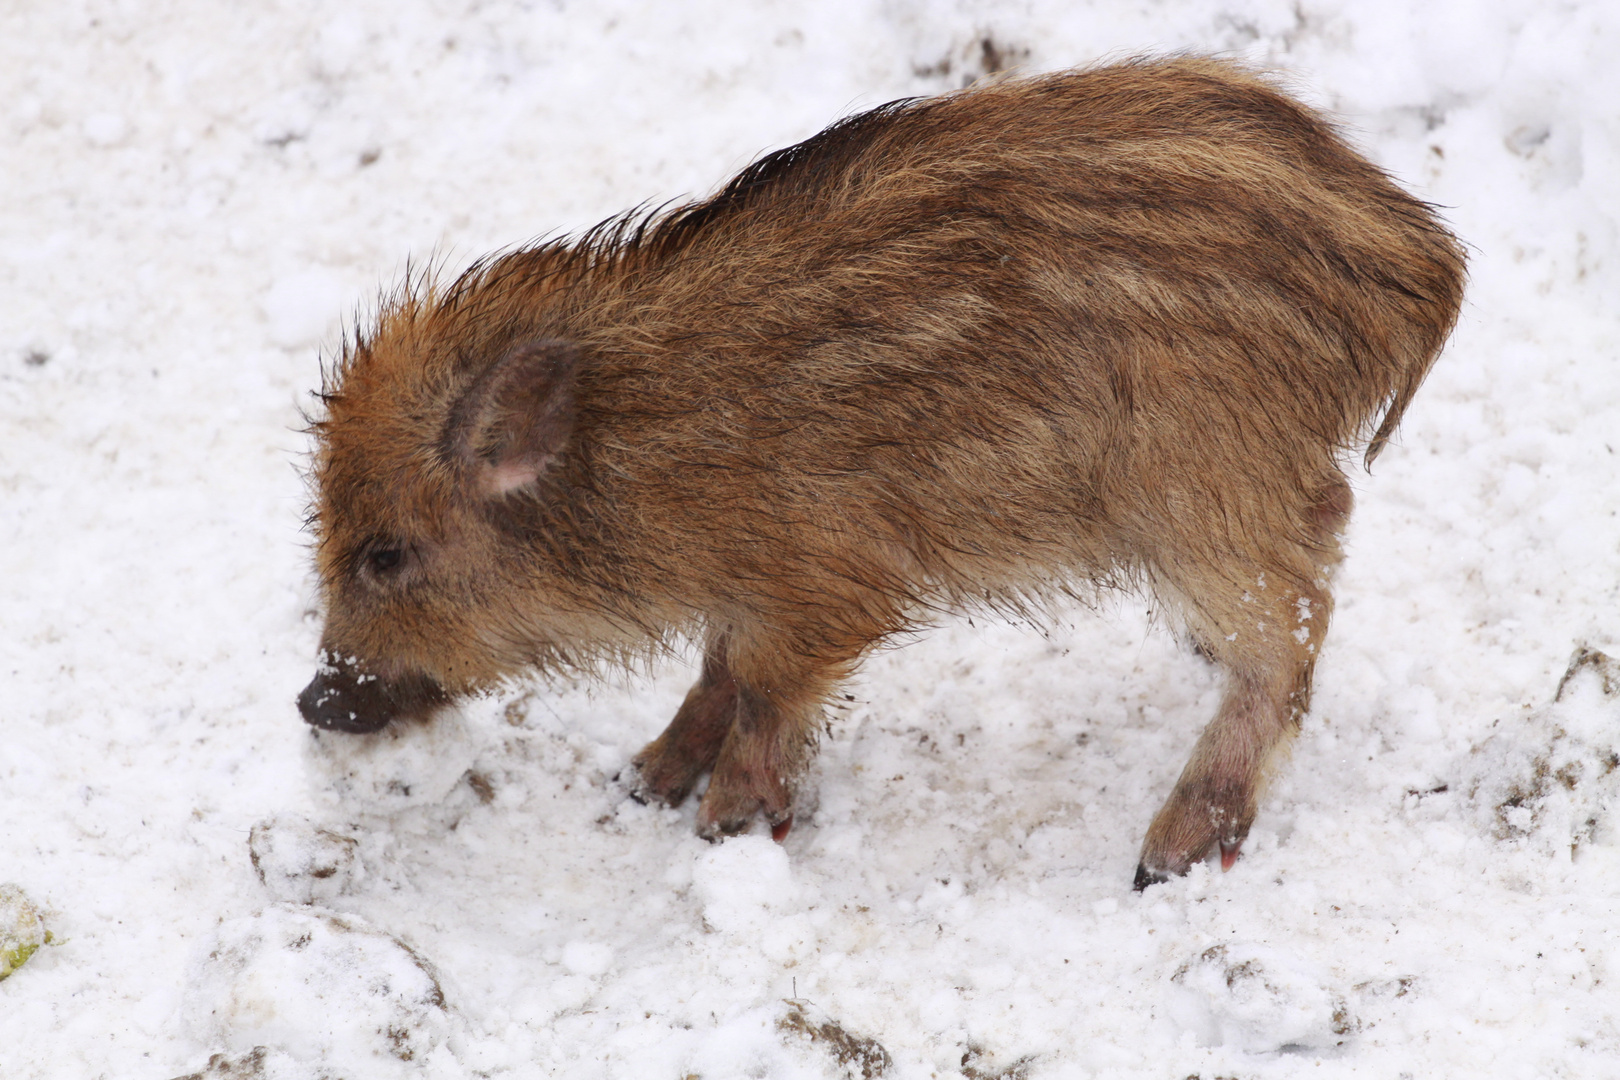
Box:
[369,547,404,574]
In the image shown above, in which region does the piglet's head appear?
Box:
[299,332,583,734]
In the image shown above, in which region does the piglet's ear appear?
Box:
[446,340,581,498]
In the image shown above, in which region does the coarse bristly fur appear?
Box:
[300,56,1466,887]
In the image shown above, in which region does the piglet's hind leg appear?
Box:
[1135,478,1348,887]
[1134,652,1315,889]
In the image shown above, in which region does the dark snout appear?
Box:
[298,654,448,733]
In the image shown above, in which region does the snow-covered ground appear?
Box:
[3,1,1618,1077]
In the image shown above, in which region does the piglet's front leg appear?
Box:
[627,641,737,808]
[696,678,826,844]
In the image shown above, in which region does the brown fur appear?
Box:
[299,58,1466,885]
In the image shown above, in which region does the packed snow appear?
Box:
[3,1,1618,1077]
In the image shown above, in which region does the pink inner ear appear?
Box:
[482,457,547,497]
[445,339,580,496]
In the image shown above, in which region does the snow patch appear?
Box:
[261,268,349,350]
[1165,942,1352,1054]
[1458,646,1620,856]
[693,835,800,934]
[304,709,483,810]
[183,906,461,1078]
[248,816,365,905]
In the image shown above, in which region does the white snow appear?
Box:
[183,906,458,1077]
[2,1,1618,1077]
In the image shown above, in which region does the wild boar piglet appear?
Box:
[299,57,1466,887]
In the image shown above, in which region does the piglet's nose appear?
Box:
[298,667,395,733]
[297,653,449,733]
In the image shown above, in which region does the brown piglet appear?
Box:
[298,58,1466,887]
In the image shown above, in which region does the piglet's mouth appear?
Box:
[298,655,448,733]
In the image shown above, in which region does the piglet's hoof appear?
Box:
[695,776,795,842]
[1133,835,1247,890]
[1133,862,1169,892]
[696,811,753,842]
[619,762,682,810]
[695,809,794,844]
[624,744,714,809]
